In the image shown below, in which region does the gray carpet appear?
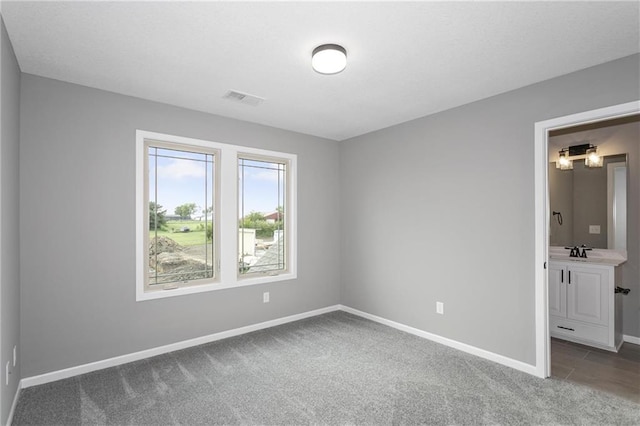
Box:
[13,311,640,425]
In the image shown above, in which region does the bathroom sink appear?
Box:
[549,249,627,266]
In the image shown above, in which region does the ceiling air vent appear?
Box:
[223,90,265,106]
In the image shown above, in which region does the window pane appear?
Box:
[148,146,215,286]
[238,157,286,275]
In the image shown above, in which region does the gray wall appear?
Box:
[0,16,21,425]
[19,74,341,377]
[548,164,573,246]
[340,54,640,365]
[12,49,640,380]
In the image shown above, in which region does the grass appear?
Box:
[150,220,210,246]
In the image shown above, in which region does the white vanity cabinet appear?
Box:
[549,260,622,351]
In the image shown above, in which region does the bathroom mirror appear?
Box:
[549,153,627,250]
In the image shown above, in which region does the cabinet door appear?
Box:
[567,266,609,326]
[548,264,566,318]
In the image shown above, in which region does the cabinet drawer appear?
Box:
[550,316,609,346]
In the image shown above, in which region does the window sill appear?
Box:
[136,272,297,302]
[237,272,297,287]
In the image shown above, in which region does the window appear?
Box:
[238,156,288,276]
[136,130,296,301]
[146,141,218,290]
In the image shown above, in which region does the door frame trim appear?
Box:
[534,100,639,378]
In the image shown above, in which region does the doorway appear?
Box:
[533,100,640,381]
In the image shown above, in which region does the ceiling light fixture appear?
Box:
[312,44,347,75]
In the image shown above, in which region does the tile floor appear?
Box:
[551,338,640,403]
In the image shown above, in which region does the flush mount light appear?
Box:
[312,44,347,75]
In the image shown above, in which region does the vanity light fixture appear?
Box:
[557,143,603,169]
[312,44,347,75]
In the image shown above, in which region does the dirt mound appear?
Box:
[149,236,183,256]
[148,238,212,283]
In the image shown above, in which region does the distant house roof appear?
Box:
[263,211,282,221]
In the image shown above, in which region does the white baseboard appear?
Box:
[6,380,21,426]
[21,303,540,389]
[623,334,640,345]
[339,305,539,377]
[21,305,342,388]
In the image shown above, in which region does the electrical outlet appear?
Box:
[436,302,444,315]
[263,292,270,303]
[5,361,9,386]
[13,346,16,367]
[589,225,601,234]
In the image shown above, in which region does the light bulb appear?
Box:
[557,151,573,170]
[585,148,603,167]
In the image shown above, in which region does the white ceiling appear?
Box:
[2,1,639,141]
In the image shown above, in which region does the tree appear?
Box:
[275,206,284,222]
[149,202,167,230]
[240,211,274,239]
[175,203,197,220]
[245,211,266,222]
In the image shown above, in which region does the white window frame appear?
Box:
[136,130,297,301]
[143,138,220,293]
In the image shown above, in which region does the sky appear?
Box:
[239,158,285,218]
[149,148,285,219]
